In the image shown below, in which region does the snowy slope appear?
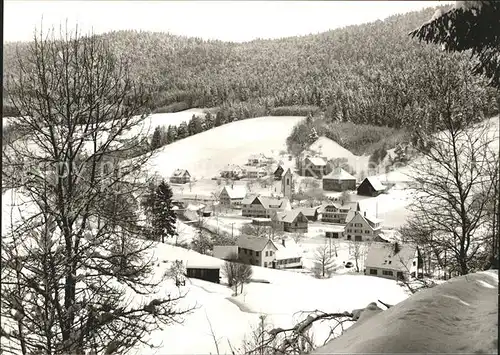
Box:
[121,108,209,140]
[309,136,370,174]
[313,270,499,354]
[143,115,305,179]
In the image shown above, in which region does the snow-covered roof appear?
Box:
[220,164,243,173]
[324,225,346,233]
[313,270,498,354]
[298,207,320,217]
[364,242,417,272]
[346,210,383,228]
[364,177,386,191]
[221,185,247,199]
[242,195,290,210]
[365,215,384,226]
[306,156,327,166]
[275,239,302,260]
[237,235,276,252]
[212,245,239,260]
[274,209,305,223]
[245,166,265,173]
[323,201,356,212]
[323,167,356,181]
[171,169,190,177]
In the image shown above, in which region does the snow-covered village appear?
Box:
[2,1,499,354]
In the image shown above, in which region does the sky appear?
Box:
[4,1,453,43]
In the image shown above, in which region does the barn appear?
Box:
[322,168,357,192]
[356,177,386,197]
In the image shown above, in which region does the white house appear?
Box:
[241,195,292,218]
[364,242,422,280]
[219,185,247,207]
[344,210,383,242]
[274,238,303,269]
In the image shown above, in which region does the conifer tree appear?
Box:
[151,126,163,150]
[152,180,177,243]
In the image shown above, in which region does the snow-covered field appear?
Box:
[309,136,371,177]
[133,242,409,355]
[144,115,305,179]
[122,108,209,139]
[313,270,499,354]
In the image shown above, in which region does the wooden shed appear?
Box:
[186,266,220,284]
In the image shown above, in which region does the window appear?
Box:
[388,260,392,264]
[365,230,370,234]
[370,269,378,275]
[256,251,260,257]
[413,261,416,266]
[269,251,273,256]
[382,270,393,276]
[249,250,253,256]
[355,235,362,242]
[244,249,247,254]
[264,262,267,267]
[265,251,268,257]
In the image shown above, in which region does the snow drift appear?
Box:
[313,270,498,354]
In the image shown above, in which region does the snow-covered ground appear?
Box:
[121,108,209,140]
[132,242,409,355]
[309,136,371,178]
[143,115,305,179]
[313,270,499,354]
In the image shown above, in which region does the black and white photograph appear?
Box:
[2,1,499,354]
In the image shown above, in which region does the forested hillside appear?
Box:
[3,5,499,130]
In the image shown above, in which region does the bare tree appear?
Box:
[340,190,351,203]
[1,27,191,355]
[222,256,253,296]
[350,241,370,273]
[241,223,271,238]
[312,243,335,278]
[482,152,499,269]
[405,118,498,276]
[205,311,221,355]
[292,233,304,244]
[243,310,355,355]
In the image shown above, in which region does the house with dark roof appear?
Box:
[365,242,423,280]
[357,177,386,197]
[236,235,278,267]
[170,169,191,184]
[323,168,357,191]
[272,210,309,233]
[344,210,383,242]
[241,195,292,218]
[273,165,285,180]
[219,185,247,207]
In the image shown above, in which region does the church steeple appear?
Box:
[281,168,293,200]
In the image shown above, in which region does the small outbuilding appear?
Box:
[186,264,221,284]
[357,177,386,197]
